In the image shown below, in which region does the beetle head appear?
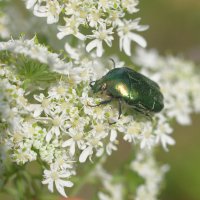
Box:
[90,79,107,93]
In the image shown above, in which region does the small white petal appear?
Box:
[123,36,131,56]
[86,39,98,52]
[110,130,117,142]
[55,181,67,197]
[57,32,68,40]
[47,15,58,24]
[62,138,73,147]
[69,141,76,156]
[129,32,147,48]
[58,179,74,188]
[33,107,42,117]
[119,37,123,51]
[96,41,103,57]
[79,147,92,163]
[46,132,52,142]
[47,180,54,192]
[76,32,86,40]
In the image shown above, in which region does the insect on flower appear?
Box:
[89,62,164,120]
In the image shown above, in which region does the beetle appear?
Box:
[89,66,164,119]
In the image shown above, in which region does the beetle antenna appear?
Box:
[109,58,116,69]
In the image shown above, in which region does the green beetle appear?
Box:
[90,67,164,119]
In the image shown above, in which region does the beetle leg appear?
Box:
[118,98,122,119]
[88,98,112,107]
[133,104,152,121]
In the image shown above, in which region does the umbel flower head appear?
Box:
[24,0,148,56]
[1,38,200,197]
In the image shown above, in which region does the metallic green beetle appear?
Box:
[90,67,164,119]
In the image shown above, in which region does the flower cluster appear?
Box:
[24,0,148,56]
[1,38,200,198]
[92,150,169,200]
[93,164,124,200]
[131,150,169,200]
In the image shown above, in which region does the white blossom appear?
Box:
[62,127,86,156]
[131,150,169,200]
[155,116,175,151]
[86,23,114,57]
[57,16,85,40]
[33,0,62,24]
[24,0,148,57]
[117,19,148,56]
[121,0,139,14]
[42,164,73,197]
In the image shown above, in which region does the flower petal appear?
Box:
[96,41,103,57]
[55,181,67,197]
[129,32,147,48]
[79,146,92,163]
[86,39,98,52]
[123,36,131,56]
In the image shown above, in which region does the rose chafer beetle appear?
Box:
[90,66,164,119]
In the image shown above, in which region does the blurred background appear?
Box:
[1,0,200,200]
[139,1,200,200]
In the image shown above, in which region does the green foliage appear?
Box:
[15,56,60,87]
[0,51,61,90]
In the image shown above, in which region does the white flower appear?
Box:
[48,83,69,99]
[22,0,149,55]
[62,127,86,156]
[64,0,82,16]
[31,93,52,117]
[79,133,104,163]
[33,0,62,24]
[57,16,85,40]
[97,0,113,11]
[12,147,37,164]
[95,166,123,200]
[98,183,123,200]
[107,9,124,27]
[121,0,139,14]
[87,9,104,28]
[40,144,56,163]
[131,151,169,200]
[117,19,148,56]
[42,164,73,197]
[45,111,69,142]
[166,94,192,125]
[139,123,155,149]
[123,120,143,143]
[86,23,114,57]
[155,116,175,151]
